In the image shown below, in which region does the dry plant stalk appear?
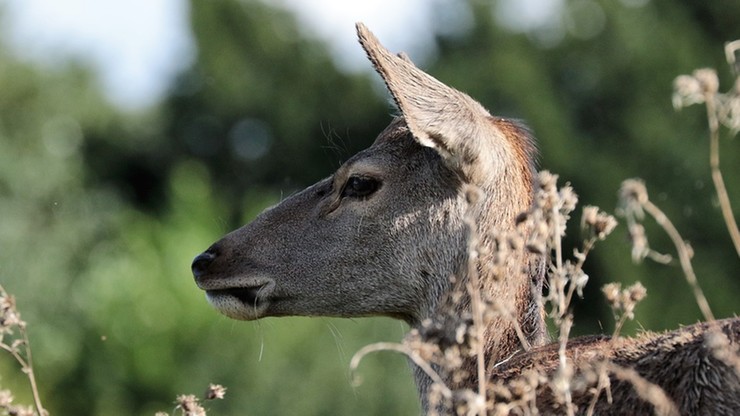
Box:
[462,184,490,414]
[618,179,715,321]
[672,40,740,257]
[0,284,46,416]
[605,363,679,416]
[705,330,740,378]
[522,172,581,416]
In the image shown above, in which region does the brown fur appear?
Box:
[191,23,740,415]
[491,318,740,415]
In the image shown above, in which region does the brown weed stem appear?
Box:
[641,200,715,321]
[705,93,740,257]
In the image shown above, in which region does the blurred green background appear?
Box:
[0,0,738,414]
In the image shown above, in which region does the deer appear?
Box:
[191,23,740,415]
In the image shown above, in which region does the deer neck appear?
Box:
[410,174,547,410]
[411,245,546,410]
[467,160,548,353]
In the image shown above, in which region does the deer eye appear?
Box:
[341,176,380,199]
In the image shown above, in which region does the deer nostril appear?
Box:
[191,251,217,279]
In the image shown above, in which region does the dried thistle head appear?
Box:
[672,74,705,109]
[673,42,740,133]
[523,171,579,255]
[0,391,13,409]
[693,68,720,95]
[534,171,577,216]
[618,179,648,216]
[627,282,647,304]
[0,293,26,337]
[489,369,546,416]
[204,384,226,401]
[581,206,618,241]
[0,392,36,416]
[536,170,559,194]
[603,282,647,337]
[672,68,718,110]
[5,405,35,416]
[175,394,206,416]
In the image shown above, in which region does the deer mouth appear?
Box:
[204,281,275,320]
[208,287,263,305]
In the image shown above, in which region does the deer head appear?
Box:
[192,22,543,349]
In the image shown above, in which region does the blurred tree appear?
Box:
[158,0,392,224]
[0,35,128,411]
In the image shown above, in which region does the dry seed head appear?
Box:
[627,282,647,303]
[673,46,740,133]
[581,206,618,241]
[175,394,206,416]
[602,283,621,305]
[6,405,35,416]
[671,69,718,109]
[693,68,720,95]
[204,384,226,400]
[559,185,578,214]
[0,390,13,408]
[0,294,15,312]
[0,294,21,335]
[672,74,705,109]
[619,179,648,208]
[537,170,558,193]
[602,282,647,320]
[581,206,599,228]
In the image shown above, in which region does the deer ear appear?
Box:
[356,23,498,177]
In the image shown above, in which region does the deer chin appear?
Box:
[202,279,275,321]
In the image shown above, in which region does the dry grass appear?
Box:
[350,40,740,415]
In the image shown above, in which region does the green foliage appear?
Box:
[162,0,391,224]
[0,0,738,414]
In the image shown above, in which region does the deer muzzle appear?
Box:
[191,248,276,320]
